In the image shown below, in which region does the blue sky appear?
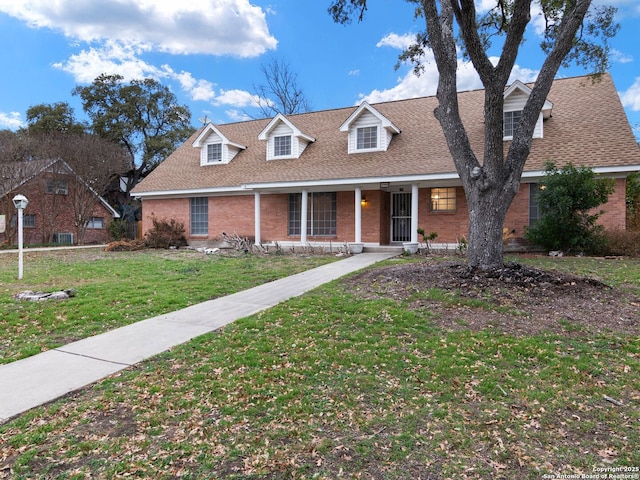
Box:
[0,0,638,138]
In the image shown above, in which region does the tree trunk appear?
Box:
[465,183,514,269]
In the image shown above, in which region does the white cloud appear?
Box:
[359,47,539,104]
[224,109,252,122]
[377,33,415,50]
[214,89,261,108]
[0,111,24,130]
[53,41,162,83]
[611,49,633,64]
[2,0,279,119]
[0,0,277,57]
[173,71,217,102]
[52,41,260,111]
[348,69,360,76]
[620,77,640,111]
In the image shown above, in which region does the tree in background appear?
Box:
[73,74,194,200]
[251,58,312,118]
[329,0,618,269]
[32,132,130,244]
[0,129,129,244]
[24,102,86,135]
[525,162,614,254]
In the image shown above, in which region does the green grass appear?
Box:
[0,248,336,364]
[0,252,639,479]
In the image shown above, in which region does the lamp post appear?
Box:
[12,194,28,280]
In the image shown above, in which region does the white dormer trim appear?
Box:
[504,80,553,118]
[258,113,315,160]
[193,123,246,166]
[340,102,400,154]
[503,80,554,140]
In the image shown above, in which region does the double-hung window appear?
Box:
[207,143,222,163]
[503,110,522,138]
[288,192,337,236]
[356,126,377,150]
[87,217,104,229]
[190,197,208,235]
[430,187,456,212]
[274,135,292,157]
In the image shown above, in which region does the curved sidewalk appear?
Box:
[0,252,397,423]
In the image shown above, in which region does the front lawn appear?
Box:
[0,253,638,479]
[0,248,337,364]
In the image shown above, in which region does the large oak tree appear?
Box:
[73,74,194,197]
[329,0,618,269]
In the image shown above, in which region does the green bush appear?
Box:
[107,219,128,241]
[525,162,614,255]
[144,217,188,249]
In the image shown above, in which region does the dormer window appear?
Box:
[503,110,522,138]
[192,123,246,166]
[274,135,292,157]
[357,126,378,150]
[502,80,553,141]
[258,113,315,161]
[340,102,399,154]
[207,143,222,163]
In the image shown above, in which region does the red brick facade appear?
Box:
[1,171,117,246]
[139,178,627,247]
[134,75,638,249]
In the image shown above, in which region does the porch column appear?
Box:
[254,191,261,245]
[411,184,419,243]
[301,189,308,244]
[354,187,362,243]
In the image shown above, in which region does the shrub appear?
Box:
[107,219,128,241]
[525,162,614,255]
[627,172,640,231]
[604,229,640,257]
[145,217,188,249]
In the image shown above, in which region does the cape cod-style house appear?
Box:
[132,74,640,251]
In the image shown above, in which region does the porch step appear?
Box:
[362,245,404,254]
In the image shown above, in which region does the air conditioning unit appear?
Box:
[53,233,74,245]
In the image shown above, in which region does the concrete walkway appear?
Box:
[0,252,397,423]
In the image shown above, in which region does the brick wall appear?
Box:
[140,179,628,246]
[2,173,116,246]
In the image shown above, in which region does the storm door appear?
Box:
[391,192,412,242]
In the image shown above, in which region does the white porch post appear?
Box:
[301,190,308,244]
[254,191,261,245]
[354,187,362,243]
[411,183,419,243]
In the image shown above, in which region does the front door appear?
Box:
[391,192,412,243]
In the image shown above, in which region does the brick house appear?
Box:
[1,158,119,246]
[132,74,640,250]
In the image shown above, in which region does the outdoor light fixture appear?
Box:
[12,194,28,280]
[12,194,28,210]
[360,196,367,207]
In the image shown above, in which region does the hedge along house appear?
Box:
[132,74,640,251]
[0,158,119,246]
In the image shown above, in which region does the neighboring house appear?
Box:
[0,158,119,246]
[132,74,640,250]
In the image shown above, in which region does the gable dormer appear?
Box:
[503,80,553,140]
[340,102,400,154]
[192,123,246,166]
[258,113,315,160]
